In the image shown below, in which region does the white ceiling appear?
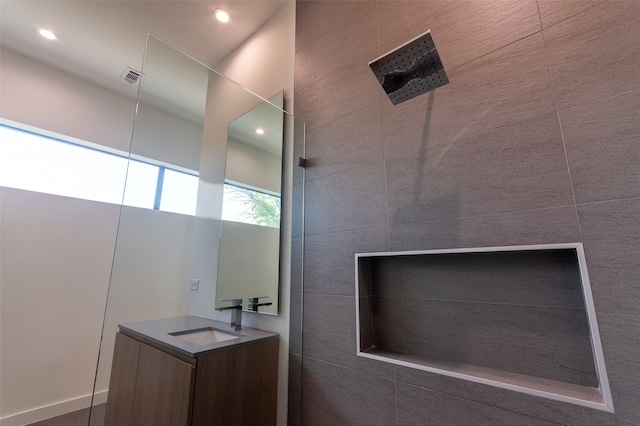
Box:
[0,0,290,153]
[228,91,284,157]
[0,0,287,103]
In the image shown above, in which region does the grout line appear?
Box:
[377,17,391,252]
[377,0,391,255]
[538,0,609,32]
[557,85,640,115]
[537,6,583,243]
[575,195,640,207]
[302,353,396,381]
[383,157,391,251]
[448,29,543,72]
[400,381,564,426]
[390,296,588,311]
[302,203,580,240]
[598,311,640,319]
[307,291,586,311]
[394,366,400,426]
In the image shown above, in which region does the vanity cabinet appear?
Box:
[104,323,278,426]
[105,332,195,426]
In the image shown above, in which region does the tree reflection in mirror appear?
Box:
[222,182,281,228]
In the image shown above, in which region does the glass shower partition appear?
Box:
[88,33,301,425]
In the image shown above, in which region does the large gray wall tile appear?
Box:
[561,88,640,203]
[371,296,405,352]
[309,68,382,130]
[394,366,616,426]
[290,236,303,294]
[537,0,605,28]
[401,298,596,386]
[598,313,640,426]
[376,1,450,59]
[383,33,557,161]
[291,183,304,238]
[396,382,558,426]
[304,227,387,296]
[371,250,585,308]
[294,0,319,52]
[294,1,379,129]
[578,198,640,316]
[295,1,376,54]
[358,295,374,351]
[378,0,541,69]
[303,293,394,378]
[288,353,302,426]
[302,357,397,426]
[304,161,387,235]
[386,112,573,224]
[291,117,306,186]
[389,206,581,251]
[289,290,303,355]
[544,1,640,110]
[292,49,316,129]
[305,104,384,181]
[304,3,377,82]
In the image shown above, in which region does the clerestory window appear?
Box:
[0,122,199,216]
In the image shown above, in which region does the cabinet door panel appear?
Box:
[192,348,237,425]
[104,333,141,426]
[132,343,195,426]
[232,338,278,425]
[192,338,278,426]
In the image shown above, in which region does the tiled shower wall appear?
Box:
[289,1,640,425]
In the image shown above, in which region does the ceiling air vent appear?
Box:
[121,67,141,85]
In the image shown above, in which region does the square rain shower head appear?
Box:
[369,30,448,105]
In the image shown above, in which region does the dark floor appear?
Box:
[27,404,105,426]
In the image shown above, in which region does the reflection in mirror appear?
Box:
[216,92,284,315]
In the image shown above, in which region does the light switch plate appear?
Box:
[190,279,199,291]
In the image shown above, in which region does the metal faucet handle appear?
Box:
[215,298,243,331]
[248,296,272,312]
[215,298,243,311]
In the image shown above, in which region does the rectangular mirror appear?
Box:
[216,91,285,315]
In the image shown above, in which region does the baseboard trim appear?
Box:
[0,390,108,426]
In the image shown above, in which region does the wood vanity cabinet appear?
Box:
[104,330,278,426]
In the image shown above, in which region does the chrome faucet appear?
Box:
[215,298,243,331]
[248,296,272,313]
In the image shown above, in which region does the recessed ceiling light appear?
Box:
[255,128,265,135]
[37,28,57,40]
[214,9,230,23]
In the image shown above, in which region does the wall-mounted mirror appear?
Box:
[216,92,284,315]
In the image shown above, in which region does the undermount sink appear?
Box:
[168,327,241,345]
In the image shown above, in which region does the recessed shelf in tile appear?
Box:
[355,243,614,412]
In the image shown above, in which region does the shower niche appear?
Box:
[355,243,614,412]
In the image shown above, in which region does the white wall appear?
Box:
[0,46,134,424]
[132,102,204,171]
[0,47,195,425]
[0,47,135,153]
[0,188,119,425]
[226,137,282,194]
[92,206,193,396]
